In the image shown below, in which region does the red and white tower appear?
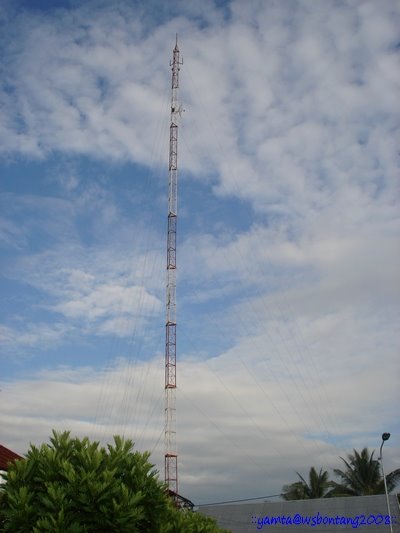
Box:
[165,36,182,499]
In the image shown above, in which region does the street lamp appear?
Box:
[379,433,393,533]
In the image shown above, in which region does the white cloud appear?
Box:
[0,217,26,249]
[1,185,165,343]
[0,322,69,351]
[3,246,164,342]
[54,282,160,320]
[1,351,398,504]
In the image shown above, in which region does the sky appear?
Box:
[0,0,399,506]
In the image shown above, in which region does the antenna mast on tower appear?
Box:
[165,35,182,500]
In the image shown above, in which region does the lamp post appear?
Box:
[379,432,393,533]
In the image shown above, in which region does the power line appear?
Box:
[196,493,282,507]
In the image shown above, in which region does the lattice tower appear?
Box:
[165,36,182,500]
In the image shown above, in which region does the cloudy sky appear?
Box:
[1,0,399,506]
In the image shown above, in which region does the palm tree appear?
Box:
[330,447,400,496]
[282,467,332,500]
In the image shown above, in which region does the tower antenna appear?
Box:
[165,36,183,501]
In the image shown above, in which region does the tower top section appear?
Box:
[170,35,183,94]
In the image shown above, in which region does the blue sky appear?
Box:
[1,0,399,505]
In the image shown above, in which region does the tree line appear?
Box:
[282,448,400,500]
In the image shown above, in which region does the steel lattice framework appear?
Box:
[165,36,182,499]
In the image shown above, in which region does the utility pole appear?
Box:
[165,35,182,501]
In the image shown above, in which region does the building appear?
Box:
[0,444,22,482]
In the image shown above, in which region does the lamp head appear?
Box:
[382,433,390,442]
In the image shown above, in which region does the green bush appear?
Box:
[0,431,229,533]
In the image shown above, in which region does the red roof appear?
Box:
[0,444,23,471]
